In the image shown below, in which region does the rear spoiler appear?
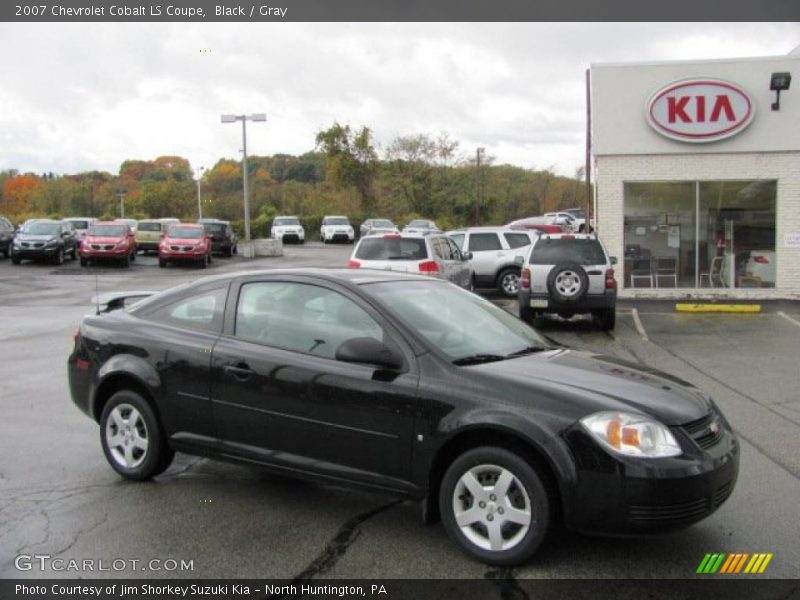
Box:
[91,291,157,314]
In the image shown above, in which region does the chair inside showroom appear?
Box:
[630,252,653,288]
[699,256,724,288]
[654,256,677,288]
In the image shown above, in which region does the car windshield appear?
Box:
[168,227,203,239]
[91,225,127,237]
[355,237,427,261]
[24,222,61,235]
[138,222,161,232]
[325,218,349,226]
[67,220,90,229]
[203,223,226,232]
[275,218,300,226]
[370,220,394,228]
[565,209,585,219]
[531,238,606,265]
[365,281,548,360]
[407,220,432,228]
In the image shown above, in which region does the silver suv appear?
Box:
[348,233,474,289]
[447,227,537,297]
[518,233,617,330]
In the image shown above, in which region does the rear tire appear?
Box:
[99,390,174,481]
[439,446,551,566]
[497,268,521,297]
[80,257,88,267]
[158,258,166,268]
[12,256,21,265]
[519,305,536,324]
[596,308,616,331]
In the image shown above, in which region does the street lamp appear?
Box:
[221,113,267,241]
[118,192,126,218]
[195,166,205,220]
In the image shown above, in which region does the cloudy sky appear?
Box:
[1,22,798,178]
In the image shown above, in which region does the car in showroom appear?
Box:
[158,223,212,268]
[320,215,355,244]
[402,219,441,235]
[11,219,79,265]
[199,218,238,256]
[348,233,473,289]
[447,227,537,297]
[518,233,617,330]
[270,215,305,244]
[79,221,137,267]
[68,269,738,566]
[360,218,399,238]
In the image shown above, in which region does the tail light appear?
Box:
[347,259,361,269]
[418,260,439,274]
[752,255,769,264]
[521,267,531,289]
[605,268,616,289]
[72,327,80,344]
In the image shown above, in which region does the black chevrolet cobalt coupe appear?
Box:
[68,269,738,565]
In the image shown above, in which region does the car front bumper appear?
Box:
[561,421,739,534]
[160,250,208,261]
[12,245,61,259]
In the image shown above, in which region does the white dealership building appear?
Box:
[591,49,800,299]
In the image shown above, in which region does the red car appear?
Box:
[158,223,212,268]
[79,222,137,267]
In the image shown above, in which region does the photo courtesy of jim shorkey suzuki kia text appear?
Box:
[13,584,389,597]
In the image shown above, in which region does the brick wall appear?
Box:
[595,151,800,299]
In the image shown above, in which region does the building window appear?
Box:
[623,181,776,289]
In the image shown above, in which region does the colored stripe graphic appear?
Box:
[699,552,773,574]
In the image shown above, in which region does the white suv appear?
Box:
[447,227,538,297]
[518,233,617,330]
[320,215,354,244]
[271,215,305,244]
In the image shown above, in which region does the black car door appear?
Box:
[209,277,419,490]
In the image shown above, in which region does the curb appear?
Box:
[675,303,761,313]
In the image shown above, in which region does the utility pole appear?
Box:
[118,192,125,218]
[196,166,205,220]
[585,68,593,230]
[475,147,485,225]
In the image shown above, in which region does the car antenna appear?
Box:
[95,272,101,316]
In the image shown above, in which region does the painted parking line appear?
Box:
[675,303,761,313]
[631,307,649,341]
[777,311,800,329]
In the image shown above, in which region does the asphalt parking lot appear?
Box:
[1,243,799,581]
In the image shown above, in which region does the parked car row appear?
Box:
[269,215,443,245]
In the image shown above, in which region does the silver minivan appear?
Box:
[348,233,474,289]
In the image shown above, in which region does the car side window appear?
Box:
[141,287,227,333]
[449,233,465,250]
[468,233,502,252]
[235,282,384,360]
[431,238,452,260]
[504,233,532,249]
[445,238,463,260]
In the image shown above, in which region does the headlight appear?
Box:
[580,411,682,458]
[45,238,58,247]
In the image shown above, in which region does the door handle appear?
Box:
[224,363,254,380]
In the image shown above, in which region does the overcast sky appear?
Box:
[1,22,798,178]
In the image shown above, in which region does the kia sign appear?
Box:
[646,79,755,143]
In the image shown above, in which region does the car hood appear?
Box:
[468,349,709,425]
[16,234,58,242]
[85,236,124,244]
[165,237,203,244]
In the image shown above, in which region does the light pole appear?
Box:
[195,166,205,220]
[221,113,266,241]
[118,192,125,218]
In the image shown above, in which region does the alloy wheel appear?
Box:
[105,403,149,469]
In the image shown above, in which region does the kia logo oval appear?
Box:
[646,79,755,143]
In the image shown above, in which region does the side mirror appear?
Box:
[462,251,473,261]
[610,256,618,265]
[335,337,403,371]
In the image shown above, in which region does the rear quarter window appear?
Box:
[531,239,607,265]
[468,233,502,252]
[504,233,532,249]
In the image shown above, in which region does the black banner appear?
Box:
[3,0,800,22]
[2,579,799,600]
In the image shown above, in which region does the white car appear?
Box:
[320,215,354,244]
[271,215,305,244]
[348,233,474,289]
[543,212,580,232]
[402,219,441,235]
[63,217,97,245]
[743,250,776,287]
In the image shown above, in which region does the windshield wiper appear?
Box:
[452,353,508,366]
[505,345,551,358]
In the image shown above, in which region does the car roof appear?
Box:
[534,233,599,242]
[168,223,203,228]
[447,226,532,234]
[93,221,128,226]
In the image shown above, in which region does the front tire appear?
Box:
[99,390,174,480]
[158,258,166,268]
[439,447,551,566]
[54,247,64,265]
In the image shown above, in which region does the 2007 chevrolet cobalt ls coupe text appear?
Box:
[68,269,738,565]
